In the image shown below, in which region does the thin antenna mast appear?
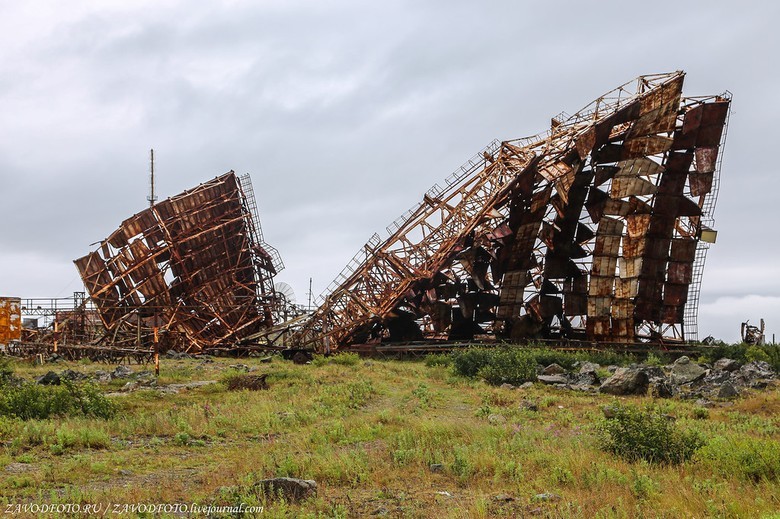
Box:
[147,149,157,208]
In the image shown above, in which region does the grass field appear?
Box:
[0,352,779,518]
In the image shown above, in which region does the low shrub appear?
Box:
[596,404,703,464]
[698,343,780,371]
[476,349,537,385]
[0,381,117,420]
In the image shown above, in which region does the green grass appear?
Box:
[0,354,777,517]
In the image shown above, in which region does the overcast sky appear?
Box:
[1,0,777,343]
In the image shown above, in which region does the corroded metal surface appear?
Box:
[294,71,730,351]
[0,297,21,344]
[74,172,280,352]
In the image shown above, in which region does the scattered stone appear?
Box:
[537,374,568,385]
[292,352,312,365]
[695,398,714,408]
[4,462,37,474]
[112,365,134,379]
[500,383,516,390]
[488,414,507,425]
[602,405,619,419]
[519,400,539,412]
[228,364,252,372]
[518,381,534,390]
[93,370,112,383]
[254,477,317,502]
[118,469,133,477]
[572,371,599,387]
[429,463,444,473]
[579,362,600,374]
[59,369,87,381]
[493,493,515,502]
[606,365,619,373]
[740,361,773,380]
[703,370,730,385]
[533,493,561,502]
[714,358,741,372]
[669,356,706,385]
[599,368,649,395]
[650,380,675,398]
[46,353,62,363]
[36,371,61,385]
[122,381,138,392]
[259,356,273,363]
[717,382,740,399]
[542,363,566,375]
[371,506,389,515]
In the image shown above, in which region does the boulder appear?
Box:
[488,414,507,425]
[519,399,539,412]
[112,365,134,379]
[59,369,87,381]
[499,383,516,390]
[36,371,61,385]
[714,358,741,372]
[92,370,112,383]
[599,368,649,395]
[717,382,740,399]
[542,363,566,375]
[650,380,675,398]
[669,356,706,385]
[254,477,317,502]
[572,370,599,387]
[579,362,600,374]
[429,463,444,473]
[739,361,773,381]
[537,374,568,385]
[518,381,534,390]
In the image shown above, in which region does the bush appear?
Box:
[596,404,703,464]
[451,347,495,378]
[424,354,452,367]
[0,381,117,420]
[476,350,537,385]
[697,343,780,371]
[745,346,771,364]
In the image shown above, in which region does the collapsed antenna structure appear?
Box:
[291,71,731,352]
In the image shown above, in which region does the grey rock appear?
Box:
[606,365,619,373]
[542,363,566,375]
[93,370,112,383]
[533,493,561,502]
[371,506,389,516]
[602,405,619,419]
[695,398,714,408]
[36,371,60,385]
[122,381,138,392]
[641,366,666,380]
[59,369,87,381]
[519,400,539,412]
[493,493,515,502]
[717,382,740,399]
[537,374,568,385]
[704,370,731,385]
[487,414,507,425]
[740,361,773,380]
[429,463,444,473]
[599,368,649,395]
[518,381,534,390]
[500,383,516,390]
[112,365,134,379]
[650,380,675,398]
[669,356,706,385]
[579,362,600,374]
[254,477,317,502]
[229,364,252,372]
[714,358,741,372]
[572,370,599,387]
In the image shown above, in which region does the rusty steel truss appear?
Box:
[74,171,283,352]
[292,71,730,351]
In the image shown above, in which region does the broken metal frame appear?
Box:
[74,172,282,352]
[292,72,730,352]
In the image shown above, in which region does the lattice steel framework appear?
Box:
[75,171,280,352]
[292,71,730,351]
